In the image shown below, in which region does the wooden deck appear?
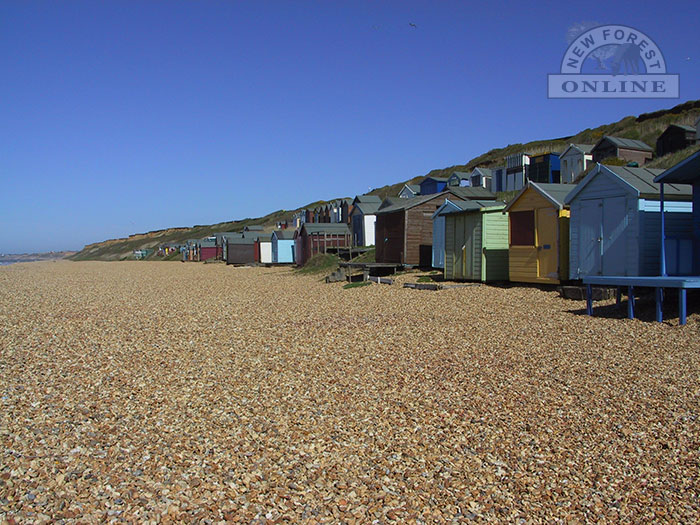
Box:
[582,275,700,325]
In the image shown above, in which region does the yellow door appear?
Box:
[536,207,559,281]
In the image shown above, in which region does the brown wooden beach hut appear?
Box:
[294,223,351,266]
[375,187,495,266]
[226,237,256,265]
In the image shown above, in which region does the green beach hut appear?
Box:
[441,200,509,282]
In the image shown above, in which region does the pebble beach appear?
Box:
[1,261,699,523]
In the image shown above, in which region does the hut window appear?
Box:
[510,210,535,246]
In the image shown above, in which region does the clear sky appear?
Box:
[1,1,698,253]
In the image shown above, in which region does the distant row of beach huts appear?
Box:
[156,124,700,291]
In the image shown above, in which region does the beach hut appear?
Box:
[294,223,352,266]
[272,230,296,263]
[340,198,354,224]
[469,168,493,190]
[526,153,561,184]
[559,144,594,184]
[199,237,219,261]
[431,198,466,269]
[419,176,449,196]
[350,196,381,246]
[243,230,271,264]
[399,184,420,198]
[506,153,530,192]
[654,149,700,274]
[226,237,257,265]
[656,124,698,157]
[565,164,693,279]
[591,136,653,165]
[504,182,572,284]
[375,187,496,266]
[446,172,470,187]
[212,232,243,261]
[441,201,509,282]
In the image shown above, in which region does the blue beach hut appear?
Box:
[431,198,466,269]
[271,230,296,264]
[565,164,693,279]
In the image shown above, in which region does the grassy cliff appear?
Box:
[71,99,700,260]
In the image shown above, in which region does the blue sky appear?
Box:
[1,1,698,253]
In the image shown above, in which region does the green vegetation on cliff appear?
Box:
[71,99,700,260]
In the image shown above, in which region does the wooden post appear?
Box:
[586,284,593,316]
[627,285,635,320]
[655,287,663,323]
[679,289,687,325]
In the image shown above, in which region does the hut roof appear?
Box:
[654,150,700,185]
[448,186,497,200]
[243,231,272,241]
[227,237,256,245]
[352,194,382,205]
[353,201,381,215]
[438,200,505,216]
[665,124,697,133]
[504,182,573,212]
[560,143,594,157]
[379,187,496,215]
[301,223,351,235]
[377,192,445,214]
[565,164,692,203]
[595,136,653,152]
[273,229,296,240]
[472,167,493,176]
[244,225,264,231]
[380,196,403,209]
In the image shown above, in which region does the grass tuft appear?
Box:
[296,253,340,275]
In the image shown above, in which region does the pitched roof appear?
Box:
[377,187,495,215]
[560,143,595,157]
[472,167,493,177]
[565,164,692,203]
[654,150,700,185]
[227,237,256,245]
[665,124,697,133]
[438,199,505,216]
[272,229,296,240]
[244,225,264,231]
[380,196,403,209]
[301,223,351,235]
[432,198,465,219]
[377,192,447,214]
[243,231,272,240]
[422,176,450,183]
[504,182,573,212]
[353,201,381,215]
[448,186,497,200]
[596,136,653,152]
[353,194,382,205]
